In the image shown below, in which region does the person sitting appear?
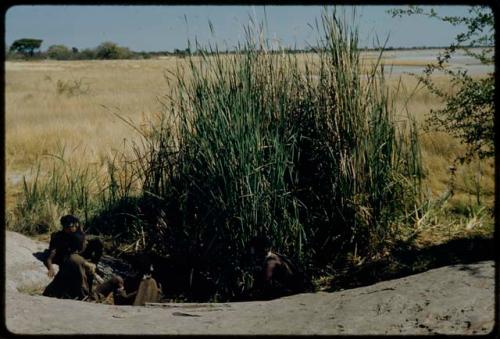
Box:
[94,273,161,306]
[93,274,137,305]
[248,235,312,299]
[42,215,100,300]
[261,251,309,297]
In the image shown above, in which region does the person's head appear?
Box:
[111,275,125,289]
[249,235,270,258]
[60,214,80,233]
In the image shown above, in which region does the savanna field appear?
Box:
[5,43,494,300]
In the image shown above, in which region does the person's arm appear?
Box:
[114,287,137,305]
[45,233,58,277]
[76,230,86,253]
[45,249,56,277]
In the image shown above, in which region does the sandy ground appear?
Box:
[4,230,496,335]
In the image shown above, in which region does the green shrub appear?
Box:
[390,6,494,162]
[77,48,97,60]
[47,44,72,60]
[95,41,132,59]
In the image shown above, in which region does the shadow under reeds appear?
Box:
[325,235,495,292]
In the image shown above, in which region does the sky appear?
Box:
[4,5,482,52]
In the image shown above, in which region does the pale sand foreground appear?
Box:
[4,231,495,335]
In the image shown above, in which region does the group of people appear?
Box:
[42,215,311,304]
[42,215,160,305]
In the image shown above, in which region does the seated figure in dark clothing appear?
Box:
[42,215,102,300]
[249,236,312,299]
[261,251,310,296]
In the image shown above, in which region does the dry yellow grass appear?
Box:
[5,58,184,209]
[5,53,494,224]
[6,59,181,167]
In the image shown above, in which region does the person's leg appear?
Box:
[43,259,76,298]
[66,254,90,299]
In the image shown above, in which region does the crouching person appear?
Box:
[43,215,100,300]
[261,251,311,297]
[249,236,312,299]
[94,275,137,305]
[94,273,161,306]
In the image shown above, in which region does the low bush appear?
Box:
[47,45,73,60]
[95,41,133,60]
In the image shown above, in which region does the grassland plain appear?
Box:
[5,51,493,243]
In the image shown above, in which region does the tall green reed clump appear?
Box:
[138,34,307,298]
[137,11,422,299]
[294,15,423,264]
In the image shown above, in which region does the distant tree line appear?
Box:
[6,39,142,60]
[6,37,493,61]
[6,39,198,60]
